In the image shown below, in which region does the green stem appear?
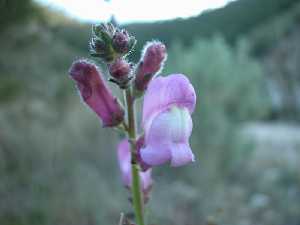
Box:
[125,88,145,225]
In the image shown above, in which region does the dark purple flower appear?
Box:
[69,59,124,127]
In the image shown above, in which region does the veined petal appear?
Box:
[141,106,195,166]
[142,74,196,127]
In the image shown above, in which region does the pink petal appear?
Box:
[141,106,194,166]
[170,143,195,167]
[140,144,171,166]
[117,139,131,187]
[142,74,196,127]
[117,139,152,191]
[140,170,153,191]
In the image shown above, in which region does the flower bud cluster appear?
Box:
[89,23,135,88]
[89,23,136,63]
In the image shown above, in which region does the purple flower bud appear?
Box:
[109,58,131,80]
[117,139,153,193]
[112,29,136,55]
[140,74,196,167]
[69,59,124,127]
[112,30,130,54]
[90,23,136,62]
[134,41,167,92]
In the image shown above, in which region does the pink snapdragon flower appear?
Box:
[69,59,124,127]
[117,139,152,192]
[140,74,196,167]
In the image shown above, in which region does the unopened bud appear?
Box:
[112,30,136,55]
[134,41,167,92]
[69,59,124,127]
[108,58,131,88]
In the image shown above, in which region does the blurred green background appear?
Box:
[0,0,300,225]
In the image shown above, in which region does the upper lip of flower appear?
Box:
[142,74,196,127]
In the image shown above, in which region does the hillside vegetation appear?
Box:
[125,0,298,53]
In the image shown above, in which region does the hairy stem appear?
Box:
[125,88,145,225]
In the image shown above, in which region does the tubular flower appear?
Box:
[117,139,152,192]
[69,59,124,127]
[140,74,196,167]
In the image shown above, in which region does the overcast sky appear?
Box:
[36,0,232,24]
